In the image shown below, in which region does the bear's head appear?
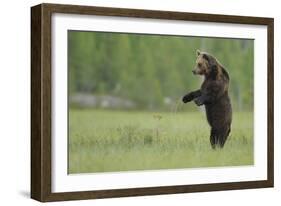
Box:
[192,50,219,79]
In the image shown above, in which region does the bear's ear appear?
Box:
[202,53,209,61]
[196,49,201,56]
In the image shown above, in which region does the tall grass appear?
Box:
[68,109,253,173]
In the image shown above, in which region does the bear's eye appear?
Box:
[198,63,202,67]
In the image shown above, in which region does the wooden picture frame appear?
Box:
[31,3,274,202]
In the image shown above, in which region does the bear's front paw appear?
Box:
[182,93,193,103]
[194,97,204,106]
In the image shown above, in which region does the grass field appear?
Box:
[68,109,253,174]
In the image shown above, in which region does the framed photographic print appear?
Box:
[31,3,274,202]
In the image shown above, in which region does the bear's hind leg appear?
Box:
[218,127,231,148]
[210,128,219,149]
[210,127,231,149]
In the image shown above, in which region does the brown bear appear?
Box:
[182,50,232,148]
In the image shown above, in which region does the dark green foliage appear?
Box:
[68,31,254,111]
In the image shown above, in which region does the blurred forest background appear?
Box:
[68,31,254,111]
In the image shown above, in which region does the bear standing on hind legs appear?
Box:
[182,50,232,148]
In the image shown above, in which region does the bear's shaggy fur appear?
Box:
[182,50,232,148]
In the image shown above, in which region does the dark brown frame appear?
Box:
[31,3,274,202]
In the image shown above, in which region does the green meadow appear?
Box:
[68,109,253,174]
